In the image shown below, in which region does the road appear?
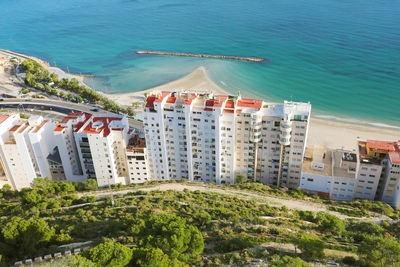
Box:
[0,98,144,129]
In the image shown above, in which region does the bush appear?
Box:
[297,235,325,260]
[138,214,204,263]
[342,256,356,265]
[83,242,132,267]
[316,212,345,236]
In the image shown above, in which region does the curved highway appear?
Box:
[0,98,144,129]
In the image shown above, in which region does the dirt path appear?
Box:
[78,183,389,222]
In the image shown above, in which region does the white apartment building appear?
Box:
[356,139,400,206]
[300,146,357,201]
[300,145,332,197]
[52,113,89,182]
[0,114,58,190]
[143,91,311,187]
[300,140,400,207]
[74,114,131,187]
[386,145,400,208]
[331,149,357,201]
[126,130,150,183]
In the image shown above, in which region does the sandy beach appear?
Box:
[0,50,398,150]
[100,66,229,106]
[308,118,399,150]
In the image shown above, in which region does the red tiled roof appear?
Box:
[54,126,65,132]
[32,120,48,133]
[73,114,92,133]
[60,112,85,124]
[183,93,197,105]
[0,115,9,124]
[389,152,400,164]
[225,99,235,109]
[166,95,176,104]
[10,125,20,132]
[390,142,400,164]
[154,91,171,103]
[367,140,396,152]
[82,117,123,137]
[205,95,228,108]
[145,95,157,108]
[237,98,263,109]
[17,123,29,133]
[223,99,235,113]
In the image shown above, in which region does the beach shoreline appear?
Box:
[0,49,398,150]
[97,66,230,106]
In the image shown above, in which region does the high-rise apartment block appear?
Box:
[143,91,311,188]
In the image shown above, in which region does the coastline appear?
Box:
[0,49,398,150]
[98,66,230,106]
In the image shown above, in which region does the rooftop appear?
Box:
[127,135,146,149]
[302,145,332,176]
[0,115,10,124]
[389,141,400,164]
[237,98,263,109]
[82,116,123,137]
[332,149,357,179]
[31,120,48,134]
[358,139,395,165]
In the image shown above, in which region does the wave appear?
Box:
[314,114,400,131]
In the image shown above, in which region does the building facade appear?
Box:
[143,91,311,188]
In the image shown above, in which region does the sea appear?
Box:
[1,0,400,129]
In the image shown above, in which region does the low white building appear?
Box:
[300,145,332,197]
[331,149,357,201]
[300,146,357,201]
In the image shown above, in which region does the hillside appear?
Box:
[1,179,400,266]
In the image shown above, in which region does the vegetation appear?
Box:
[0,179,399,266]
[21,59,135,117]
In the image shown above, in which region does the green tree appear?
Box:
[83,242,132,267]
[192,211,211,229]
[0,217,55,257]
[57,181,76,194]
[50,88,58,95]
[76,96,83,103]
[235,174,247,184]
[50,73,59,83]
[297,235,325,260]
[131,247,187,267]
[60,255,94,267]
[316,212,345,236]
[272,255,310,267]
[1,184,15,200]
[138,214,204,263]
[129,218,146,235]
[20,189,45,205]
[59,91,66,98]
[358,236,400,267]
[32,177,56,196]
[67,93,74,101]
[83,179,98,191]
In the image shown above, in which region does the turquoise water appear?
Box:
[1,0,400,128]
